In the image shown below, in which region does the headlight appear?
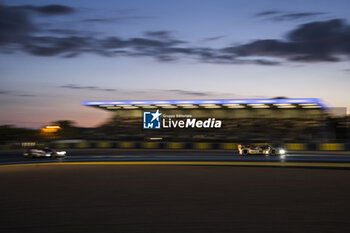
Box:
[279,149,285,154]
[57,151,66,155]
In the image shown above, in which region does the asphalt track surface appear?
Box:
[1,150,350,232]
[2,149,350,167]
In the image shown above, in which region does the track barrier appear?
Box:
[2,141,350,151]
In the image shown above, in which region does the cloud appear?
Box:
[201,35,226,42]
[223,19,350,62]
[164,89,210,97]
[24,36,94,57]
[255,10,325,21]
[0,5,34,45]
[16,94,36,97]
[60,84,117,92]
[82,15,150,24]
[274,12,325,21]
[0,90,35,97]
[144,31,175,40]
[255,11,280,17]
[34,5,75,15]
[14,4,75,15]
[1,4,350,65]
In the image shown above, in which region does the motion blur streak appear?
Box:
[1,165,350,232]
[2,161,350,168]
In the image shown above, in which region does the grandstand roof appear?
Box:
[82,98,328,111]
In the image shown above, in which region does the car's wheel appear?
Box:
[270,150,276,156]
[243,150,248,155]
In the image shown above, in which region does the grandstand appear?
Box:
[82,98,329,142]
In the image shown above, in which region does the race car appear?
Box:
[238,144,286,156]
[24,148,66,158]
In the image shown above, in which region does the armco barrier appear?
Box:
[318,143,344,151]
[75,142,90,148]
[166,142,185,149]
[285,143,307,151]
[142,142,160,149]
[2,142,350,151]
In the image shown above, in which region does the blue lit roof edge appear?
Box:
[82,98,328,109]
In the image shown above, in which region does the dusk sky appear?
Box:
[1,0,350,128]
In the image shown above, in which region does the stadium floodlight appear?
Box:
[82,98,328,110]
[299,103,317,106]
[277,105,296,108]
[199,104,217,107]
[201,104,221,109]
[227,105,245,108]
[99,105,115,107]
[248,104,270,108]
[122,106,138,109]
[157,105,177,108]
[274,104,296,108]
[139,105,157,108]
[178,104,199,108]
[302,106,321,108]
[223,104,245,108]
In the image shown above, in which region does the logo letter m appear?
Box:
[144,122,153,128]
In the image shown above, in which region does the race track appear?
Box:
[1,149,350,168]
[1,162,350,233]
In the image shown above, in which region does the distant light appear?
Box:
[277,106,296,108]
[41,125,61,134]
[201,104,221,109]
[199,104,217,107]
[122,106,138,109]
[299,103,316,106]
[182,106,199,108]
[157,105,177,108]
[46,125,60,129]
[248,104,269,108]
[139,105,157,108]
[99,105,114,107]
[178,104,198,108]
[274,104,296,108]
[279,149,286,154]
[162,106,178,109]
[150,137,163,140]
[302,106,321,109]
[223,104,245,108]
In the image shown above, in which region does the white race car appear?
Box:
[24,148,66,158]
[238,144,286,156]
